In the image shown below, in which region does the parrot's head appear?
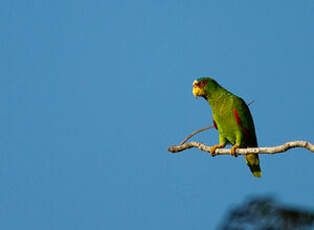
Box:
[192,77,220,99]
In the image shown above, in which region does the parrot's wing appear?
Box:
[213,119,218,130]
[233,97,258,147]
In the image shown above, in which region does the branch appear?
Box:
[180,125,214,145]
[168,140,314,155]
[170,101,314,155]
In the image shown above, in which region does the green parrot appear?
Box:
[192,77,262,177]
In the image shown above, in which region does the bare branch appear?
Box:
[247,100,255,106]
[168,140,314,155]
[180,125,214,145]
[171,103,314,156]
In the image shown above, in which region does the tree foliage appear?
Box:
[218,197,314,230]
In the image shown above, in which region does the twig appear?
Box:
[247,100,255,106]
[168,140,314,155]
[180,125,214,145]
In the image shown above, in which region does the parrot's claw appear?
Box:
[230,144,239,157]
[209,146,217,157]
[209,144,226,157]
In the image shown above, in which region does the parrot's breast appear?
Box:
[211,96,244,146]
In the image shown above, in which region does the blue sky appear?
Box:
[2,0,314,229]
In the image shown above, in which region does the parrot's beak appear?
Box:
[192,80,200,98]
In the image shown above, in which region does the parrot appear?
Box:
[192,77,262,177]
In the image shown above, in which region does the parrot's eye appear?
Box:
[198,79,208,89]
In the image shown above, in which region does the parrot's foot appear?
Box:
[230,144,239,157]
[209,143,226,157]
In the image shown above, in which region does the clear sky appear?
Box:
[2,0,314,229]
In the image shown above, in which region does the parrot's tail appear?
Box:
[245,154,262,178]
